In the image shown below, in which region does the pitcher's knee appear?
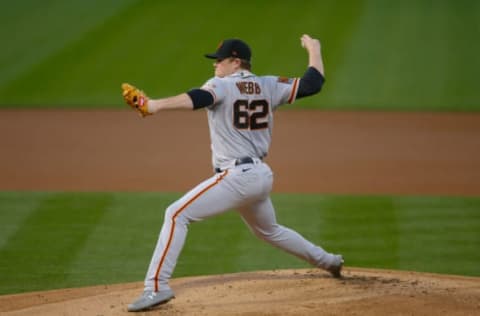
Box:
[164,203,190,226]
[252,224,284,242]
[164,204,177,219]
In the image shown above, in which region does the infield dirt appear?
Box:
[1,268,479,315]
[0,110,479,315]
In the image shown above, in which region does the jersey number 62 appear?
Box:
[233,99,269,130]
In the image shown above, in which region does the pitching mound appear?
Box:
[1,268,479,315]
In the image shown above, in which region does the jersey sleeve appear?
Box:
[269,76,300,108]
[201,77,227,106]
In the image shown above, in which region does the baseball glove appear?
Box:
[121,83,151,117]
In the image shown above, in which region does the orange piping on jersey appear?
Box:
[153,170,229,291]
[287,78,299,104]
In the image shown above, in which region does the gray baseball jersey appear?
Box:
[201,71,299,169]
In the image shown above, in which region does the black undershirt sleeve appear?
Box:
[186,89,215,110]
[296,67,325,99]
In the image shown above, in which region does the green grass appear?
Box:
[0,192,479,295]
[0,0,479,110]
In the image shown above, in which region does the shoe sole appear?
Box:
[127,294,174,312]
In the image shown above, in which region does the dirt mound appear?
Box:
[1,268,479,315]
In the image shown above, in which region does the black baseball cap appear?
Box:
[205,39,251,61]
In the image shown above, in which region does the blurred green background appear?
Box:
[1,0,479,110]
[1,192,479,294]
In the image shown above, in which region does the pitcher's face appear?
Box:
[213,58,240,77]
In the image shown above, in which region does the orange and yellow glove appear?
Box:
[121,83,151,117]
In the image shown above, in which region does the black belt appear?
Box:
[215,157,259,173]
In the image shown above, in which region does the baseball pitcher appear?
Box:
[122,34,343,312]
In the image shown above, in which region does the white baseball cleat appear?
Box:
[327,255,344,278]
[127,289,175,312]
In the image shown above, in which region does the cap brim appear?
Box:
[205,53,219,59]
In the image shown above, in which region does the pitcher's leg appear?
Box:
[239,197,342,270]
[144,171,240,292]
[143,200,188,292]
